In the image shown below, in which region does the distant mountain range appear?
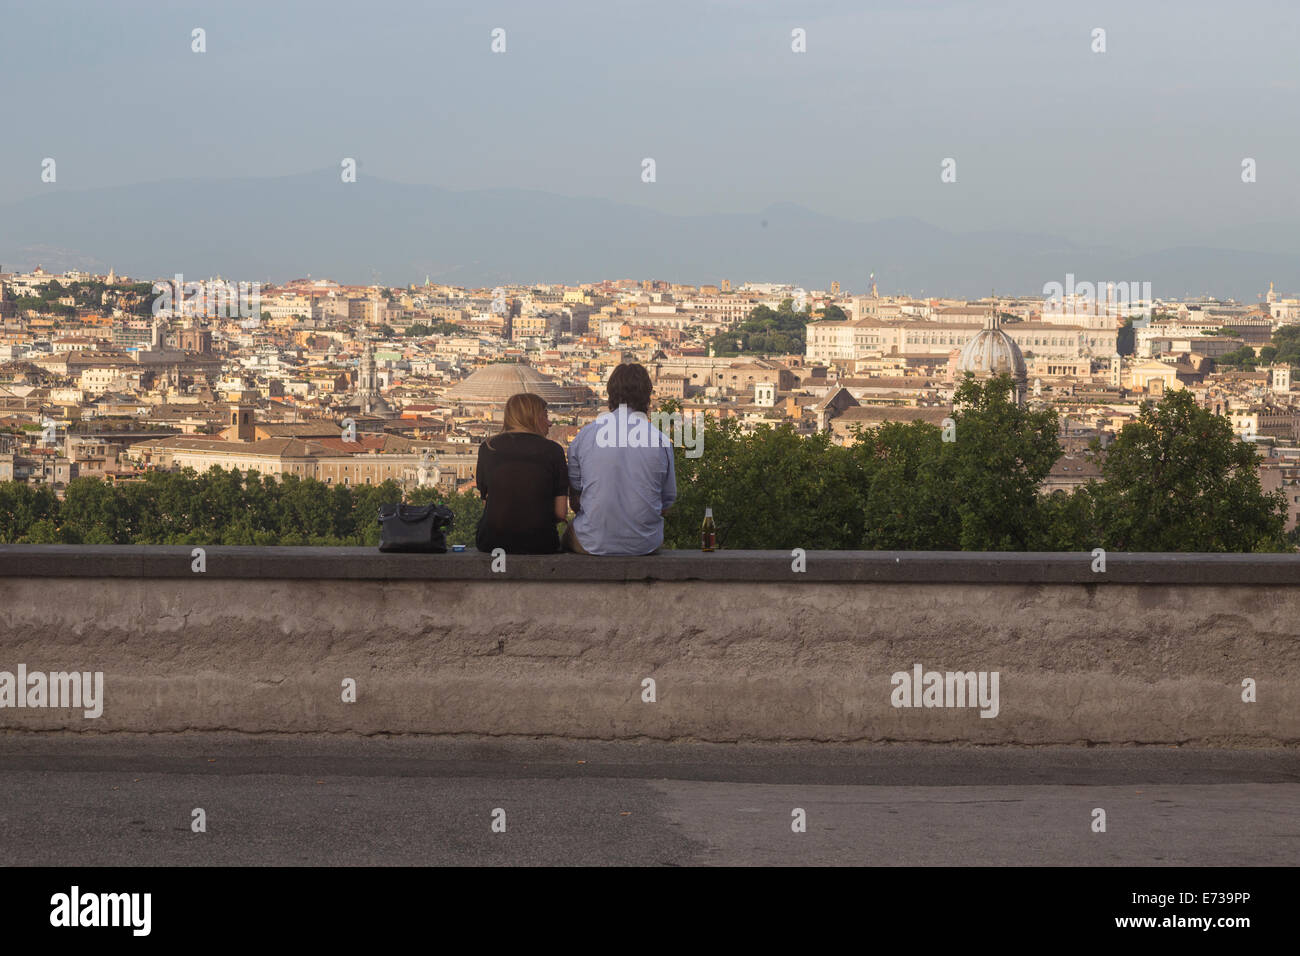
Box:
[1,173,1294,301]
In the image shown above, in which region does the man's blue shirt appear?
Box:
[568,406,677,555]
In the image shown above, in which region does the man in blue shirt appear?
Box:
[564,363,677,555]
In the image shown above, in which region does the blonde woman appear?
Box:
[475,392,569,553]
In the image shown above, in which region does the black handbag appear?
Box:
[377,502,455,553]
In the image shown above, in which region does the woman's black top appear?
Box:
[475,432,568,554]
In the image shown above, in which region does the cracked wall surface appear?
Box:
[1,575,1295,744]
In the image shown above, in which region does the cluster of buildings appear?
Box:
[2,263,1299,533]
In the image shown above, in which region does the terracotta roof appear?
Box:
[1049,455,1102,478]
[445,363,572,404]
[135,433,416,458]
[833,406,953,425]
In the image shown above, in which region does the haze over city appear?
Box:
[3,0,1300,295]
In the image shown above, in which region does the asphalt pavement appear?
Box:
[1,735,1296,866]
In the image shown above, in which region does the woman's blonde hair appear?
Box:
[489,392,549,446]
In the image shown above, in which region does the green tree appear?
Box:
[1031,487,1101,551]
[705,300,811,356]
[853,420,959,550]
[1216,346,1259,369]
[1088,389,1287,551]
[851,375,1060,550]
[59,477,130,543]
[1219,326,1300,370]
[945,375,1061,550]
[0,483,59,542]
[277,475,342,541]
[1270,325,1300,367]
[665,416,867,549]
[17,518,73,544]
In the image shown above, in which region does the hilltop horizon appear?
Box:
[2,172,1296,302]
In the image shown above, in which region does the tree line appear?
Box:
[11,279,158,317]
[0,377,1289,551]
[1215,324,1300,370]
[662,376,1290,552]
[0,469,483,547]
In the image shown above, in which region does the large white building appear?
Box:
[683,295,756,323]
[806,317,1118,364]
[805,320,858,362]
[259,293,320,322]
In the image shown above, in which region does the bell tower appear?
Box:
[230,404,256,442]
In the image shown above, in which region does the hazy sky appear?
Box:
[3,0,1298,254]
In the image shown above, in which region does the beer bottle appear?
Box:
[701,507,716,552]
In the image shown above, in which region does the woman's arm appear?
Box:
[553,441,576,516]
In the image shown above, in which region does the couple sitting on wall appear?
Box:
[474,363,677,555]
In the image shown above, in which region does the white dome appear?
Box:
[959,313,1027,385]
[446,363,572,404]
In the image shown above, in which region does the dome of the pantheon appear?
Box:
[958,311,1028,396]
[445,363,573,404]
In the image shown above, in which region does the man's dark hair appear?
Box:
[606,362,652,413]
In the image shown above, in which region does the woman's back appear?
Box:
[475,431,568,553]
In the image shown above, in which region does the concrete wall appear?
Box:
[1,547,1297,744]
